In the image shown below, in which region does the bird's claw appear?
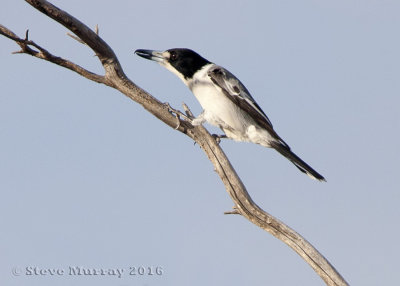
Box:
[164,102,193,129]
[212,134,227,144]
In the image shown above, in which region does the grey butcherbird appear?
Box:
[135,48,325,181]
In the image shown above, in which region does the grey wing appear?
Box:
[208,66,288,146]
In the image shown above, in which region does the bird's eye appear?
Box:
[170,51,177,61]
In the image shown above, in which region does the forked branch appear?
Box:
[0,1,348,285]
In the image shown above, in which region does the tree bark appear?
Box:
[0,1,349,285]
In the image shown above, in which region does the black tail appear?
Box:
[271,142,326,182]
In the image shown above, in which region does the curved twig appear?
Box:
[0,1,348,285]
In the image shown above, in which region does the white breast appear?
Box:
[187,64,252,140]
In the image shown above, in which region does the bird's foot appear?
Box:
[191,117,205,126]
[212,134,227,144]
[189,109,206,126]
[164,102,193,129]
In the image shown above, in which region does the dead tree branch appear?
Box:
[0,1,348,285]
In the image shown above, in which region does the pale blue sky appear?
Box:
[1,1,399,285]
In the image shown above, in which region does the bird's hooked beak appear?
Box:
[135,49,169,63]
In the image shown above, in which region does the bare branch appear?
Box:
[0,1,349,285]
[224,207,240,215]
[0,24,105,83]
[67,24,99,45]
[67,32,86,45]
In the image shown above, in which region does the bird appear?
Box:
[135,48,325,181]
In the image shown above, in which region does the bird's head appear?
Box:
[135,48,210,82]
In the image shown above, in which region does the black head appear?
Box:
[135,48,210,80]
[166,48,210,79]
